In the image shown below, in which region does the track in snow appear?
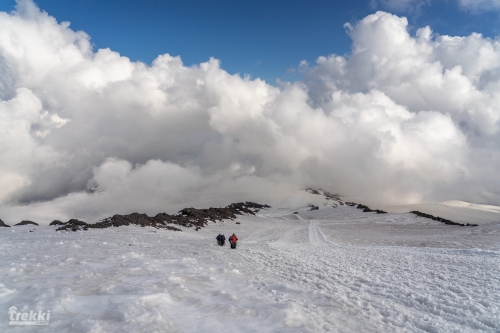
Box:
[295,214,331,245]
[1,207,499,333]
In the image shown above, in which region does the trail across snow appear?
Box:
[1,204,499,332]
[301,216,330,245]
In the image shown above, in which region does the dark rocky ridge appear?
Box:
[14,220,39,226]
[346,201,477,226]
[305,188,320,195]
[350,201,477,226]
[308,204,319,211]
[0,218,10,227]
[54,219,89,231]
[347,200,476,226]
[305,188,341,201]
[306,188,385,212]
[55,202,271,232]
[410,211,478,227]
[356,204,387,214]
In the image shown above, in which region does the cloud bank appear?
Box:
[1,1,500,223]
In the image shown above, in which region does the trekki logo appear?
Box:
[8,306,51,325]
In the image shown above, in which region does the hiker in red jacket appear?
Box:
[229,233,238,249]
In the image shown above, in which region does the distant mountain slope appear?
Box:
[380,202,500,225]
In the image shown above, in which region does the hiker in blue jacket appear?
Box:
[216,234,226,246]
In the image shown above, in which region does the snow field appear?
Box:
[0,204,499,332]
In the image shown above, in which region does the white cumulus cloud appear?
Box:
[0,1,499,223]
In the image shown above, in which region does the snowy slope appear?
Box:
[1,193,499,332]
[381,202,500,226]
[440,201,500,214]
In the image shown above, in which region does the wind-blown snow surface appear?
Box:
[1,201,499,332]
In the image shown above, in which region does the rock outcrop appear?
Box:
[0,218,10,227]
[56,202,271,232]
[356,204,387,214]
[14,220,39,226]
[55,219,89,231]
[410,211,478,227]
[308,204,319,211]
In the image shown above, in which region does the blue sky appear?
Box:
[0,0,499,82]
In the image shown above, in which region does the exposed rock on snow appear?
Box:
[336,200,387,213]
[411,211,478,227]
[227,202,272,213]
[52,215,180,232]
[306,188,340,200]
[91,213,183,231]
[14,220,39,226]
[0,218,10,227]
[179,202,269,225]
[55,219,89,231]
[356,204,387,214]
[55,202,270,232]
[1,202,498,333]
[308,204,319,211]
[305,188,320,195]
